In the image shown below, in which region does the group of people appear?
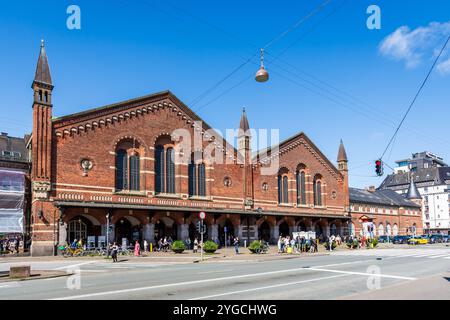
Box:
[277,235,318,254]
[0,236,22,254]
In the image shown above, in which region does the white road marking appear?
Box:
[53,261,97,270]
[197,269,234,275]
[189,274,350,300]
[306,267,417,280]
[49,263,363,300]
[427,254,450,259]
[0,282,21,288]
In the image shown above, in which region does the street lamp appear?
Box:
[386,220,389,243]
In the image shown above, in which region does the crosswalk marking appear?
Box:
[333,248,450,261]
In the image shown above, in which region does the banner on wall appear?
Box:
[0,170,25,234]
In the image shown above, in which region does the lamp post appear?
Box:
[106,212,110,258]
[386,220,389,243]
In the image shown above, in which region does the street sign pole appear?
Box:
[200,219,204,262]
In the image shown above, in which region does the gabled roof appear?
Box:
[52,90,238,156]
[349,187,420,208]
[33,40,52,86]
[254,131,343,178]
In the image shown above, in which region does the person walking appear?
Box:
[233,237,240,254]
[143,239,148,253]
[134,240,141,256]
[111,242,118,263]
[277,236,282,254]
[193,238,199,253]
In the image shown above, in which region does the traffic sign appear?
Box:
[199,211,206,220]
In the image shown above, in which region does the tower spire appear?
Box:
[337,139,348,171]
[33,39,52,87]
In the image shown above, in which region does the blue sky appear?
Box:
[1,0,449,188]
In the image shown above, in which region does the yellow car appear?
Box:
[407,236,428,245]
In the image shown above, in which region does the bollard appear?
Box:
[150,243,153,252]
[244,240,247,248]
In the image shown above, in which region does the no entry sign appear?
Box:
[199,211,206,220]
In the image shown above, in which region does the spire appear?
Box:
[239,107,250,136]
[337,139,348,162]
[406,177,421,200]
[33,39,52,87]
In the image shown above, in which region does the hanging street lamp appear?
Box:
[255,48,269,82]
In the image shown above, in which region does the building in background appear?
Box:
[379,152,450,235]
[349,184,422,237]
[0,132,31,250]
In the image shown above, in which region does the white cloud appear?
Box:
[379,21,450,73]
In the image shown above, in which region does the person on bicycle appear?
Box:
[71,239,78,249]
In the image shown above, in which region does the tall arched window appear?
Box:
[313,175,322,206]
[129,155,140,191]
[166,148,175,193]
[278,170,289,204]
[155,145,165,193]
[296,171,306,205]
[116,150,128,191]
[198,163,206,196]
[188,159,206,197]
[115,148,140,192]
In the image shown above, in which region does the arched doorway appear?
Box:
[386,224,392,236]
[67,215,101,245]
[219,219,234,246]
[330,223,337,236]
[154,218,177,241]
[378,224,384,236]
[259,221,271,242]
[393,224,398,236]
[314,223,323,239]
[297,221,307,232]
[116,218,132,245]
[279,221,289,237]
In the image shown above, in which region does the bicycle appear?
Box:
[60,245,84,257]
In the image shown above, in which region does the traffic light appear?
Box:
[375,159,383,176]
[196,221,202,233]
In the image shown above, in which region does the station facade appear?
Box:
[29,43,352,255]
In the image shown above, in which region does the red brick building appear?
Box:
[349,185,422,237]
[29,42,351,256]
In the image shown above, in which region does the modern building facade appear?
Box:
[0,132,31,245]
[379,152,450,234]
[349,184,422,237]
[29,42,351,256]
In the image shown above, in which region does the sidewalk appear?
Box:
[0,246,330,264]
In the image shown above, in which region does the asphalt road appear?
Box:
[0,246,449,300]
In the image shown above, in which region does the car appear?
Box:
[393,235,411,244]
[377,235,393,243]
[429,234,444,244]
[408,236,428,245]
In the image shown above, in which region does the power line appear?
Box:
[379,34,450,160]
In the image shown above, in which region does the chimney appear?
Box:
[367,186,376,193]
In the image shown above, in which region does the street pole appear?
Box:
[106,213,110,258]
[200,219,204,262]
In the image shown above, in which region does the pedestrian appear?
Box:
[193,238,198,253]
[111,242,118,262]
[277,236,282,253]
[143,239,148,252]
[233,237,240,254]
[134,240,140,256]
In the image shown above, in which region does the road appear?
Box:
[0,246,449,300]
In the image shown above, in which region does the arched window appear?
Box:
[155,145,165,193]
[166,147,175,193]
[198,163,206,196]
[188,158,206,197]
[115,148,140,192]
[129,155,140,191]
[313,175,322,206]
[278,171,289,204]
[296,171,306,205]
[378,224,384,236]
[116,150,128,191]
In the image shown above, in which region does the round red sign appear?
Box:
[199,211,206,220]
